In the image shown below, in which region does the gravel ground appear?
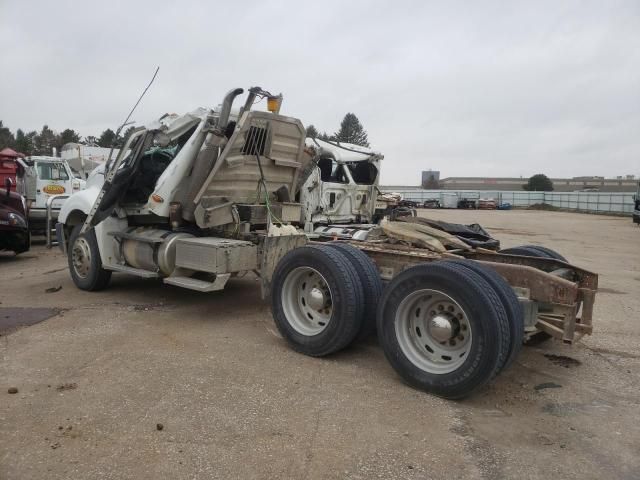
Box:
[1,210,639,479]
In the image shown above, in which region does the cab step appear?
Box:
[163,274,231,292]
[104,263,159,278]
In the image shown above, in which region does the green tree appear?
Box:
[317,131,334,142]
[14,129,35,155]
[59,128,81,145]
[523,174,554,191]
[0,121,15,149]
[305,124,319,138]
[33,125,58,156]
[122,126,136,142]
[98,129,117,148]
[113,126,136,148]
[334,113,369,147]
[84,135,98,146]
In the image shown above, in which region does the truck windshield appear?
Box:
[37,163,69,181]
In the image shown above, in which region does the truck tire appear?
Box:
[325,242,383,340]
[500,245,567,262]
[523,245,567,262]
[67,224,112,291]
[444,259,523,371]
[500,245,568,344]
[15,231,31,254]
[377,262,509,399]
[499,246,547,257]
[271,245,364,357]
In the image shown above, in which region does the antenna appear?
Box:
[106,66,160,167]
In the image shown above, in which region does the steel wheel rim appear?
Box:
[281,266,333,336]
[395,289,472,374]
[72,236,92,279]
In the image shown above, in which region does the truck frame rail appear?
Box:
[343,241,597,344]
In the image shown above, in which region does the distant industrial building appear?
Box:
[398,174,639,193]
[438,176,637,192]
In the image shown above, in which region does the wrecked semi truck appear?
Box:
[56,87,598,399]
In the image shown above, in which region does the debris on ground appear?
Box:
[534,382,563,391]
[45,286,63,293]
[156,423,164,431]
[56,383,77,391]
[8,387,18,394]
[544,354,582,368]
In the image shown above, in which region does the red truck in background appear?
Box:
[0,148,25,188]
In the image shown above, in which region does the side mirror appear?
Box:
[4,177,12,196]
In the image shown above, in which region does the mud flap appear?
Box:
[259,234,308,299]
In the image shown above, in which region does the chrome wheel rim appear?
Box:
[281,266,332,336]
[395,289,472,374]
[71,236,92,279]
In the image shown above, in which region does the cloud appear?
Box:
[1,0,638,183]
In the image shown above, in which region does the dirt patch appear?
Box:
[56,383,77,391]
[584,346,640,360]
[544,354,581,368]
[527,203,560,211]
[0,307,60,335]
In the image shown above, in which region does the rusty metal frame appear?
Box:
[338,241,597,345]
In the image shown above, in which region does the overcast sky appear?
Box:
[1,0,639,184]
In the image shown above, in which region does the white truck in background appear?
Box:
[17,156,85,232]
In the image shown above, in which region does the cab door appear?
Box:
[34,161,70,210]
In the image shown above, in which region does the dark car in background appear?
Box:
[0,178,30,254]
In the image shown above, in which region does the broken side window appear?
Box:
[318,158,349,184]
[346,161,378,185]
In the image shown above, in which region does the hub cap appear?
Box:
[71,236,92,279]
[281,266,333,336]
[395,289,472,374]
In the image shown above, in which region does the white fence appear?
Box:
[393,189,635,215]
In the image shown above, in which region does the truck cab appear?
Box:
[56,87,309,293]
[300,138,382,229]
[19,156,85,232]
